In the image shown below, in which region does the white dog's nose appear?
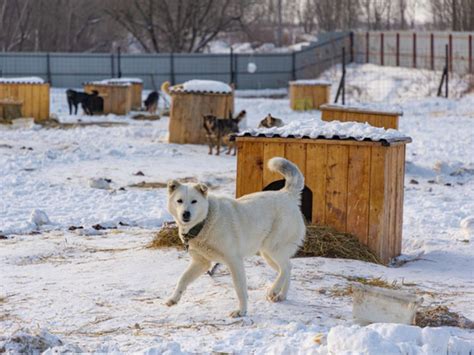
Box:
[182,211,191,221]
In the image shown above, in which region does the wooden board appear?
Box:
[290,84,330,110]
[263,142,286,187]
[130,83,143,110]
[84,84,132,115]
[346,146,371,244]
[306,144,327,225]
[169,92,234,144]
[321,106,400,130]
[0,83,50,122]
[325,145,349,232]
[236,141,264,197]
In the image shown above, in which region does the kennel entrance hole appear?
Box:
[263,179,313,223]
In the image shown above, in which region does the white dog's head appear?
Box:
[167,180,209,230]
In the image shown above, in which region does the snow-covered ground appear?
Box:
[1,64,473,354]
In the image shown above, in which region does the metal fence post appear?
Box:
[469,34,472,74]
[117,47,122,78]
[349,31,354,62]
[111,53,115,77]
[291,51,296,80]
[380,33,384,66]
[396,33,400,66]
[413,33,417,68]
[46,53,52,85]
[449,34,453,72]
[229,47,234,85]
[170,52,175,85]
[445,44,449,97]
[234,54,238,89]
[430,33,434,70]
[366,32,370,63]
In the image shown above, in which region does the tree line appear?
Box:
[0,0,471,53]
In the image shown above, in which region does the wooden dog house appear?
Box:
[102,78,143,110]
[321,104,402,130]
[167,80,234,144]
[235,130,411,264]
[83,81,132,115]
[0,78,50,122]
[289,80,331,110]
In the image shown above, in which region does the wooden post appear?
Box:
[430,33,435,70]
[413,33,417,68]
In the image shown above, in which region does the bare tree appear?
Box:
[106,0,247,53]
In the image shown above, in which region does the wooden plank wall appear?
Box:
[236,138,406,263]
[169,93,234,144]
[130,83,143,110]
[0,83,50,122]
[321,108,399,130]
[84,84,132,115]
[290,84,330,110]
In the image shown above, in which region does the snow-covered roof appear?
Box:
[170,80,232,94]
[0,77,45,84]
[238,118,411,144]
[290,79,331,86]
[321,103,403,116]
[100,78,143,84]
[84,79,131,86]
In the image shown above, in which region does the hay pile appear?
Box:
[148,222,184,250]
[295,225,381,264]
[415,306,474,328]
[149,223,381,264]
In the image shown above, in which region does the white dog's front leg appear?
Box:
[166,256,210,306]
[226,258,248,318]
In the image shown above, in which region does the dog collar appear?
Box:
[181,218,206,248]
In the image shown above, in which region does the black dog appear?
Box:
[66,89,102,115]
[144,91,159,114]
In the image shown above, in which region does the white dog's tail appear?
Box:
[268,157,304,196]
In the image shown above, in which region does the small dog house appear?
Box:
[0,77,50,122]
[83,81,132,115]
[320,104,402,130]
[99,78,143,110]
[235,121,411,264]
[289,80,331,110]
[167,80,234,144]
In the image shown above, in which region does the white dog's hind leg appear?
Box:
[264,250,291,303]
[166,256,211,306]
[226,258,248,318]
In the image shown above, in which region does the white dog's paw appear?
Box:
[165,298,177,307]
[229,309,246,318]
[266,290,286,303]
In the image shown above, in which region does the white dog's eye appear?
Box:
[191,200,197,204]
[177,199,183,204]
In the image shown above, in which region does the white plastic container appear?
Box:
[352,284,423,325]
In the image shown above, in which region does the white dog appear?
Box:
[166,157,306,317]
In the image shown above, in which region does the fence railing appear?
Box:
[354,31,473,75]
[0,32,351,90]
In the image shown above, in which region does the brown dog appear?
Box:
[203,110,246,156]
[258,113,284,129]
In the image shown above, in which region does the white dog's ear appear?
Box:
[167,179,180,194]
[195,183,208,196]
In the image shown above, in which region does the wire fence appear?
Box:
[0,32,351,90]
